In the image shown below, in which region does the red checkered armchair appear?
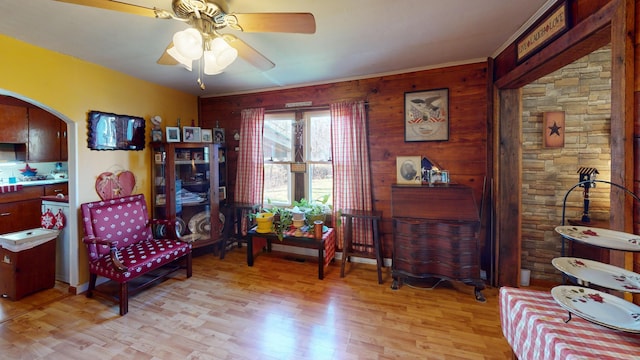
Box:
[80,194,192,315]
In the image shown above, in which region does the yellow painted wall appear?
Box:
[0,34,199,287]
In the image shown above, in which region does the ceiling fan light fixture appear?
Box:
[167,46,193,71]
[173,28,203,60]
[203,51,224,75]
[210,37,238,68]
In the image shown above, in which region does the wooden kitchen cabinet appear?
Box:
[0,183,67,234]
[0,104,28,143]
[390,184,485,301]
[28,107,68,162]
[0,185,43,234]
[0,237,56,300]
[44,182,68,196]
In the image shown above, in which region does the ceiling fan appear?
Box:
[55,0,316,89]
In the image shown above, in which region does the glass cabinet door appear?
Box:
[151,142,220,249]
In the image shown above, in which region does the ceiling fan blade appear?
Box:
[157,42,179,65]
[55,0,157,18]
[231,13,316,34]
[222,34,275,71]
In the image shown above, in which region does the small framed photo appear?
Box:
[404,88,449,142]
[192,151,204,160]
[183,126,201,142]
[151,129,163,142]
[219,186,226,201]
[213,128,225,144]
[166,127,180,142]
[201,129,213,143]
[396,156,422,185]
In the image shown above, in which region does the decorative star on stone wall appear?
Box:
[548,121,562,136]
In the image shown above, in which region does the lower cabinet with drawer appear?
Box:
[0,183,68,234]
[0,186,43,234]
[0,199,42,234]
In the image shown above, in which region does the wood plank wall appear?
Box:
[199,63,490,262]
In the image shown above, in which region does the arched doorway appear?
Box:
[0,89,80,288]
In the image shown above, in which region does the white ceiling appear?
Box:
[0,0,551,97]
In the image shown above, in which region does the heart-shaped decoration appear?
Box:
[95,170,136,200]
[95,172,117,200]
[117,170,136,196]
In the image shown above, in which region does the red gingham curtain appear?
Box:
[330,101,373,251]
[235,108,264,232]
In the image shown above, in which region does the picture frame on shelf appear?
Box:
[219,186,226,201]
[166,127,180,142]
[396,156,422,184]
[183,126,201,142]
[151,129,163,142]
[192,151,204,160]
[201,129,213,143]
[404,88,449,142]
[213,128,225,144]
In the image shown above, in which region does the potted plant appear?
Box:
[270,206,293,241]
[254,212,274,234]
[293,195,332,226]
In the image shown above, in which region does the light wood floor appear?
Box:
[0,247,514,359]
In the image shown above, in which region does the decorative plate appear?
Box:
[218,212,225,234]
[552,257,640,293]
[551,285,640,333]
[155,224,166,238]
[176,217,186,236]
[179,233,201,243]
[554,226,640,252]
[188,211,225,235]
[188,211,211,236]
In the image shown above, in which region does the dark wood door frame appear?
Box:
[494,0,634,287]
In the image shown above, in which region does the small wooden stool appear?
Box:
[220,202,260,259]
[340,209,384,284]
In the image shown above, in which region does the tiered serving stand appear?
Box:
[552,180,640,333]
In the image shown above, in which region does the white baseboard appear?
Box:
[74,276,110,295]
[271,244,392,266]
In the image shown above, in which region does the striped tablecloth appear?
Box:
[499,286,640,359]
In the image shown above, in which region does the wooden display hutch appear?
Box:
[151,142,221,250]
[391,184,485,301]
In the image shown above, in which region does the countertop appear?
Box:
[15,179,68,187]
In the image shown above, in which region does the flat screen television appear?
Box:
[87,111,145,151]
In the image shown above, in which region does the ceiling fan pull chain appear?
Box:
[197,52,205,90]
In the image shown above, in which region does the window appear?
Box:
[263,113,294,205]
[263,110,332,207]
[304,111,332,204]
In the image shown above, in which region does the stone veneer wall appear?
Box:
[521,45,612,283]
